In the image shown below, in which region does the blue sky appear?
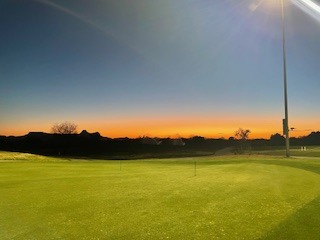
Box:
[1,0,320,138]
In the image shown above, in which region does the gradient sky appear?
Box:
[1,0,320,138]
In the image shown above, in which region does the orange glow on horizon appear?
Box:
[1,115,316,139]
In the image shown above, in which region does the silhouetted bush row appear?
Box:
[0,131,319,159]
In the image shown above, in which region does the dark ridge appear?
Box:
[0,131,319,159]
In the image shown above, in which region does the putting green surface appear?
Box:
[1,152,320,239]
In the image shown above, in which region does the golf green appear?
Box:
[1,152,320,239]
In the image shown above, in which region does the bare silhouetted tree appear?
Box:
[51,122,78,134]
[234,128,251,154]
[235,128,251,140]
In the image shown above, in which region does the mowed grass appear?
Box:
[255,146,320,158]
[1,152,320,239]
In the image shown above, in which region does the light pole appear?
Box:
[281,0,290,157]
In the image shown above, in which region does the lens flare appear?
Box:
[33,0,146,58]
[291,0,320,22]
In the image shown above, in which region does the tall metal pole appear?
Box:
[281,0,290,157]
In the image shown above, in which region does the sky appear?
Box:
[1,0,320,139]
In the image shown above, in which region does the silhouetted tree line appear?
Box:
[0,130,320,159]
[0,131,225,159]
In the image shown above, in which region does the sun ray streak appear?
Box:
[291,0,320,22]
[249,0,266,12]
[33,0,147,59]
